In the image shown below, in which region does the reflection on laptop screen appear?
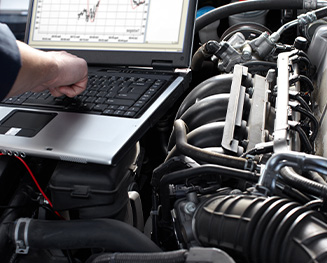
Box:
[27,0,189,52]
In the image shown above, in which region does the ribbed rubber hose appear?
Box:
[195,0,306,34]
[193,194,327,263]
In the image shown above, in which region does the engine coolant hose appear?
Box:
[11,218,161,253]
[172,119,251,170]
[256,152,327,195]
[193,194,327,263]
[195,0,312,34]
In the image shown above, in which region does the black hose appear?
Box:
[89,250,187,263]
[276,183,312,204]
[195,0,305,34]
[191,41,220,71]
[314,6,327,19]
[173,119,250,170]
[0,184,34,261]
[280,167,327,199]
[257,152,327,195]
[306,171,327,185]
[11,218,161,253]
[168,122,226,159]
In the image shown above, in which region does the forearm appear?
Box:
[7,41,88,98]
[8,41,58,97]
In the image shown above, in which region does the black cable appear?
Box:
[297,56,314,77]
[289,93,311,112]
[299,75,314,92]
[291,125,314,154]
[289,75,314,92]
[293,105,319,142]
[240,144,274,158]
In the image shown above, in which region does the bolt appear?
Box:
[184,202,196,214]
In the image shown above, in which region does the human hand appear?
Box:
[8,41,88,98]
[46,51,88,98]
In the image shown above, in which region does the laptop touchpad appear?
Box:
[0,110,57,137]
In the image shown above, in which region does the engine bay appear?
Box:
[3,0,327,262]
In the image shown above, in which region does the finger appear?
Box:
[57,84,86,97]
[49,87,65,97]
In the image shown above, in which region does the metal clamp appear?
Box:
[14,218,31,254]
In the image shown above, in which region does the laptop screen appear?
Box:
[25,0,197,68]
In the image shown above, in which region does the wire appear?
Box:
[0,153,64,219]
[289,93,311,112]
[291,125,314,154]
[293,105,319,142]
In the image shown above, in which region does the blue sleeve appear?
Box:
[0,23,22,100]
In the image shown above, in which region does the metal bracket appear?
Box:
[247,74,270,150]
[221,65,248,153]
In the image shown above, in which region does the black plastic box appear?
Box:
[49,146,138,220]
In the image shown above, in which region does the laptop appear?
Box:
[0,0,197,165]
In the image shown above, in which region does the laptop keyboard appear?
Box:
[2,72,171,118]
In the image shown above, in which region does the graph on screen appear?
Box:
[32,0,149,43]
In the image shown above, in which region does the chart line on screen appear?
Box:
[77,0,101,22]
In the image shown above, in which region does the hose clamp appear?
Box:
[14,218,31,254]
[303,0,317,10]
[244,158,255,171]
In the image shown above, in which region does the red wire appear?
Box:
[0,153,64,219]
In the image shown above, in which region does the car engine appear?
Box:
[3,0,327,262]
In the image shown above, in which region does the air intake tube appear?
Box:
[193,195,327,263]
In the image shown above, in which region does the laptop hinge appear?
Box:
[151,60,174,71]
